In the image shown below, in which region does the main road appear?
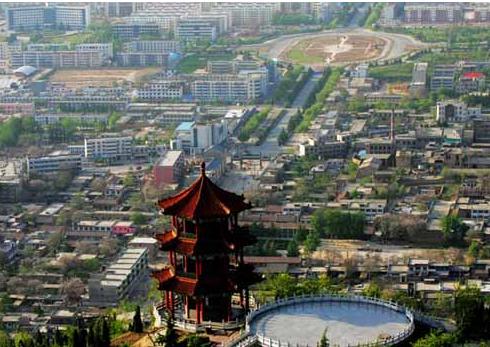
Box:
[245,71,323,156]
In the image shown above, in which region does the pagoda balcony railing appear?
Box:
[180,232,196,239]
[155,304,245,333]
[177,271,198,280]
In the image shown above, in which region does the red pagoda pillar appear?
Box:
[153,162,260,326]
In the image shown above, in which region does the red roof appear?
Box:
[462,71,485,79]
[158,162,251,219]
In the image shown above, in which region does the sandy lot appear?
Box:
[49,67,160,88]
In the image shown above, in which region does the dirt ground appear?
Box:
[312,239,467,265]
[282,34,387,67]
[49,67,160,88]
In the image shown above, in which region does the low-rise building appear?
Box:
[153,150,185,186]
[28,152,81,175]
[88,248,148,306]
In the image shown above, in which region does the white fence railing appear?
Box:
[228,293,415,347]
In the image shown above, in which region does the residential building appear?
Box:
[430,65,457,91]
[112,23,160,40]
[34,113,108,126]
[153,150,185,186]
[172,120,229,154]
[27,153,82,175]
[10,50,106,69]
[210,3,281,27]
[6,5,90,31]
[207,60,260,74]
[410,62,428,94]
[84,135,133,163]
[404,3,463,24]
[75,43,114,59]
[326,199,387,222]
[127,103,196,125]
[115,53,171,67]
[298,139,347,159]
[88,248,148,306]
[457,71,486,93]
[103,2,134,17]
[436,101,481,123]
[350,63,369,78]
[123,40,181,54]
[69,220,136,240]
[135,80,184,101]
[190,71,268,103]
[175,18,217,42]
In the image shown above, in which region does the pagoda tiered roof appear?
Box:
[158,162,251,219]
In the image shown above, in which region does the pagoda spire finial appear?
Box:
[200,161,206,176]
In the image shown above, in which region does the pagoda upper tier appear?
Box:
[158,162,251,220]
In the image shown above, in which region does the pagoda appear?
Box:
[153,162,260,324]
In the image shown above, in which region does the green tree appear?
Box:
[412,331,456,347]
[130,212,147,225]
[14,332,34,347]
[0,331,13,347]
[441,215,468,246]
[317,328,329,347]
[454,285,489,339]
[278,128,289,145]
[163,316,178,347]
[287,239,299,257]
[131,306,144,333]
[304,229,320,254]
[362,282,382,298]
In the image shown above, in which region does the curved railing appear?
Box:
[242,293,415,347]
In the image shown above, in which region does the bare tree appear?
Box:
[98,238,119,258]
[62,278,86,304]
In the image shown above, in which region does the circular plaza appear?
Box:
[246,294,414,347]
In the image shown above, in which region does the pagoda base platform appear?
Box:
[153,302,249,333]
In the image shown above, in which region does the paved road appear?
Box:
[245,72,322,156]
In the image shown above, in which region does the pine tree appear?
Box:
[87,326,95,347]
[317,328,329,347]
[132,306,144,333]
[71,329,80,347]
[101,318,111,347]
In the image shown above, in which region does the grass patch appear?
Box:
[286,42,324,64]
[369,63,413,82]
[176,52,234,74]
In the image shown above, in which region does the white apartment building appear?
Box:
[10,51,105,68]
[326,199,387,222]
[88,248,149,306]
[27,153,82,175]
[84,135,133,162]
[173,120,228,154]
[127,103,196,125]
[175,19,217,42]
[436,101,481,123]
[75,43,113,59]
[34,113,108,126]
[191,70,268,103]
[136,80,184,101]
[211,3,281,27]
[124,40,181,53]
[6,5,90,31]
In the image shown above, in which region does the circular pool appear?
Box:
[246,294,414,347]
